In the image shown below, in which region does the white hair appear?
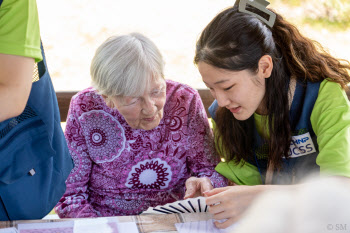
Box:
[90,33,165,97]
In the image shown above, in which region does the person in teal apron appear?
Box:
[192,0,350,229]
[0,0,73,220]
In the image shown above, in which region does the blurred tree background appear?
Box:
[37,0,350,91]
[272,0,350,30]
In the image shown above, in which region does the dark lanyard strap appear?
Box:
[0,0,3,7]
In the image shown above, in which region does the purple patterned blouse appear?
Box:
[55,80,227,218]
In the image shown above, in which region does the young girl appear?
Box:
[192,0,350,228]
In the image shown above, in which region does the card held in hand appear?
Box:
[142,196,208,214]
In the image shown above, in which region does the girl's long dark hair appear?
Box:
[194,5,350,169]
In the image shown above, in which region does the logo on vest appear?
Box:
[288,132,316,158]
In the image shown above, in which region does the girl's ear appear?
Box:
[258,55,273,79]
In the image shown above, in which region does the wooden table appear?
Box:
[0,212,213,233]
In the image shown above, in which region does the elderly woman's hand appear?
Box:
[184,177,213,199]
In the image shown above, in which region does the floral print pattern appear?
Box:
[126,158,172,189]
[55,80,227,218]
[79,110,125,163]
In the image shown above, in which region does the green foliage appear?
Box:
[272,0,350,30]
[303,17,349,31]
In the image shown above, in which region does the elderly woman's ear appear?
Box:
[101,94,116,109]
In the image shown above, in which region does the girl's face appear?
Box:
[106,77,166,130]
[198,59,271,121]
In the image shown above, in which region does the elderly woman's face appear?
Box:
[108,78,166,130]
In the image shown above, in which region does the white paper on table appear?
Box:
[18,221,74,233]
[0,228,18,233]
[74,218,138,233]
[17,219,138,233]
[175,219,238,233]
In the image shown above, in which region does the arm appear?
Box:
[206,177,350,228]
[0,54,34,121]
[183,90,227,198]
[55,96,99,218]
[311,80,350,177]
[205,176,350,229]
[0,0,42,122]
[211,118,262,186]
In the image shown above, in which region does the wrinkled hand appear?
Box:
[205,185,264,229]
[184,177,213,199]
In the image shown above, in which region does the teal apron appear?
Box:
[0,38,73,220]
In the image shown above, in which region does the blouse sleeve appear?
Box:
[311,80,350,177]
[185,90,227,188]
[55,95,99,218]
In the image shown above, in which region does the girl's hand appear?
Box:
[184,177,213,199]
[205,185,265,229]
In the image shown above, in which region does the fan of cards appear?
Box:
[142,196,208,214]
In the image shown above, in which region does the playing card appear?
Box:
[142,196,208,214]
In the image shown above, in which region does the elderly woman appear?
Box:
[55,33,226,218]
